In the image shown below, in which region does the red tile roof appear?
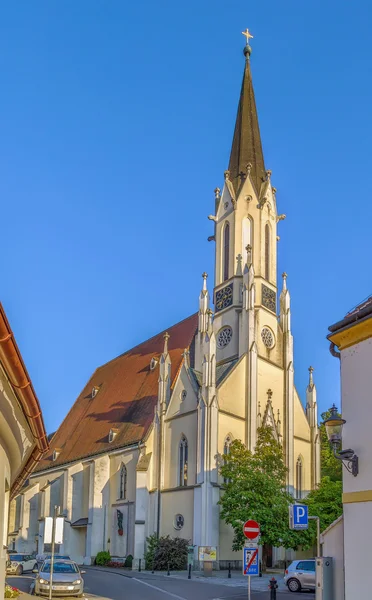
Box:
[36,313,198,472]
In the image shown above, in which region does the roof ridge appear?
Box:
[95,312,198,373]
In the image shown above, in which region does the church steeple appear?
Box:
[228,35,266,197]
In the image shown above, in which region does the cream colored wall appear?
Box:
[109,449,138,504]
[294,389,311,441]
[167,367,198,420]
[293,438,312,495]
[163,412,197,489]
[218,358,246,418]
[256,310,283,368]
[219,518,241,561]
[257,358,284,416]
[160,488,194,541]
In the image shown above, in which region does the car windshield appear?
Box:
[9,555,25,562]
[42,562,78,574]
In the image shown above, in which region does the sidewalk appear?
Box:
[86,565,287,592]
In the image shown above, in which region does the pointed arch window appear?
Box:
[296,457,303,500]
[223,222,230,282]
[119,463,127,500]
[223,435,233,484]
[264,224,270,281]
[179,436,188,487]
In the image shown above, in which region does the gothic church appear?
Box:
[9,37,320,568]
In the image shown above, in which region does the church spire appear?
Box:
[228,32,266,196]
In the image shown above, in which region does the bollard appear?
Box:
[138,558,141,572]
[228,562,231,579]
[188,564,191,579]
[167,562,170,576]
[151,562,154,574]
[259,559,262,578]
[268,577,278,600]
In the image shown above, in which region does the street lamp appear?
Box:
[323,405,358,477]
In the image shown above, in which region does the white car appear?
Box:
[6,553,38,575]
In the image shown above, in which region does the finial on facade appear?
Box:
[257,401,262,427]
[282,272,287,292]
[266,169,272,180]
[242,28,253,58]
[246,162,252,176]
[272,186,277,194]
[267,389,273,401]
[163,331,170,354]
[236,254,243,275]
[224,170,230,181]
[308,366,314,387]
[202,272,208,292]
[214,187,221,200]
[246,244,252,266]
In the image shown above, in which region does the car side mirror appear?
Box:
[80,570,86,574]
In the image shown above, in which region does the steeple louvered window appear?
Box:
[223,223,230,282]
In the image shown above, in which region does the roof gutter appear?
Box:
[0,303,49,498]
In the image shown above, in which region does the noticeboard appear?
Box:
[198,546,217,561]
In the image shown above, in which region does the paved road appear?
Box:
[7,570,313,600]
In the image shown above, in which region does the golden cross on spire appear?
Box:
[242,28,254,44]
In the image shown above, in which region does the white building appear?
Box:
[9,38,320,568]
[326,296,372,599]
[0,303,48,598]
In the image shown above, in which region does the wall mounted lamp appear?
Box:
[323,404,358,477]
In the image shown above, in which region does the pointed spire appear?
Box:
[308,366,314,389]
[198,273,210,333]
[282,272,287,292]
[228,32,265,196]
[163,332,170,354]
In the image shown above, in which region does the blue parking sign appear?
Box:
[243,546,259,576]
[292,504,308,530]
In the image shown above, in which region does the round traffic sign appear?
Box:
[243,519,260,540]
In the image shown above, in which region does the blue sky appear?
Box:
[1,0,371,433]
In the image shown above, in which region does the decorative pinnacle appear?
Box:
[202,272,208,280]
[224,170,231,180]
[282,272,287,280]
[242,28,253,57]
[266,169,272,180]
[214,187,221,199]
[309,366,314,386]
[163,331,170,353]
[267,389,273,401]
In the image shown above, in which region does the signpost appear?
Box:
[242,521,260,600]
[289,504,309,530]
[44,506,64,600]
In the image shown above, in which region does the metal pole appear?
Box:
[49,505,58,600]
[188,564,191,579]
[228,562,231,578]
[248,574,251,600]
[309,516,321,557]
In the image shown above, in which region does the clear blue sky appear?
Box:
[1,1,371,433]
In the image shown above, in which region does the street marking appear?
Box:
[132,577,187,599]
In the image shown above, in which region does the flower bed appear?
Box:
[5,584,20,598]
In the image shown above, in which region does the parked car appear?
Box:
[284,559,316,592]
[34,559,85,597]
[6,553,38,575]
[36,553,71,568]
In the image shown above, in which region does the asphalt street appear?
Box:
[7,569,313,600]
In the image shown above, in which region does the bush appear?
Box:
[124,554,133,568]
[145,534,189,571]
[95,551,111,566]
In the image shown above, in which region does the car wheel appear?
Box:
[16,565,23,576]
[287,578,301,592]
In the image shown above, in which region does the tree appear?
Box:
[304,476,343,532]
[219,426,312,568]
[320,409,342,482]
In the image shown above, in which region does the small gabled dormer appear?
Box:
[52,448,62,461]
[108,428,119,443]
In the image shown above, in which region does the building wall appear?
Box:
[0,445,11,599]
[321,517,344,600]
[340,337,372,599]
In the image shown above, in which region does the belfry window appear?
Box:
[223,223,230,281]
[119,463,127,500]
[179,436,188,487]
[265,224,270,281]
[296,457,303,499]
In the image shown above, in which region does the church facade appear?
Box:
[9,39,320,567]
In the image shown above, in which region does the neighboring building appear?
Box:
[326,296,372,599]
[0,303,48,597]
[9,38,320,567]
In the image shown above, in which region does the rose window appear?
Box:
[217,326,233,348]
[261,327,275,349]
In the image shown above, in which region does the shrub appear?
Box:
[124,554,133,568]
[145,534,189,571]
[95,550,111,566]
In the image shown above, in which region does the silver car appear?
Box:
[34,559,85,597]
[284,559,316,592]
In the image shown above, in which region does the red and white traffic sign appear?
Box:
[243,520,260,540]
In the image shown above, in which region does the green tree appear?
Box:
[304,476,343,532]
[320,409,342,482]
[219,426,312,568]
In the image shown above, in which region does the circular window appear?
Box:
[174,514,184,530]
[261,327,275,349]
[181,390,187,401]
[224,201,229,210]
[217,326,233,348]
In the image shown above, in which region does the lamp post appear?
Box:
[323,405,358,476]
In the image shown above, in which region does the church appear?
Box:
[8,35,320,568]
